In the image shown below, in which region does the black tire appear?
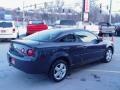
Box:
[117,31,120,36]
[15,32,19,39]
[48,60,68,82]
[17,34,19,38]
[115,31,118,36]
[102,48,113,63]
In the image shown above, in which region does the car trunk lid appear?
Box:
[9,40,39,59]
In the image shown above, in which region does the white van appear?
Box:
[0,21,18,40]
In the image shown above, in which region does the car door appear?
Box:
[74,30,106,64]
[58,33,84,65]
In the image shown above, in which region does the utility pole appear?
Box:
[81,0,83,21]
[109,0,112,24]
[82,0,89,22]
[22,1,25,25]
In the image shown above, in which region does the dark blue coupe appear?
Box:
[7,28,114,82]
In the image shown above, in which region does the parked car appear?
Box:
[114,23,120,36]
[7,28,114,82]
[54,20,77,28]
[27,20,48,35]
[98,22,115,34]
[0,21,19,41]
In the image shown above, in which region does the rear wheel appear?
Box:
[17,34,19,38]
[102,48,113,63]
[49,60,68,82]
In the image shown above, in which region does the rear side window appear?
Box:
[0,22,13,28]
[74,31,97,43]
[23,30,61,42]
[60,34,76,42]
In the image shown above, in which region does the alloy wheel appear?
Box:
[54,63,67,80]
[106,49,112,62]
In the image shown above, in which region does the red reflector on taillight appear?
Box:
[13,29,15,33]
[27,49,35,56]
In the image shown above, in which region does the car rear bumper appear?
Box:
[7,52,49,74]
[27,30,41,35]
[27,29,47,35]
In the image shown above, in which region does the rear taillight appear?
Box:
[13,29,15,33]
[27,49,35,56]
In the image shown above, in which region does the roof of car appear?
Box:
[47,28,85,33]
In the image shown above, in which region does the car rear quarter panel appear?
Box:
[37,46,73,72]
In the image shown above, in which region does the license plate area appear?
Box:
[1,30,6,33]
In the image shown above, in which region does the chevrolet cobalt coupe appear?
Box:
[7,28,114,82]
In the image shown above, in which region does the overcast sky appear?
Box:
[0,0,120,11]
[0,0,79,9]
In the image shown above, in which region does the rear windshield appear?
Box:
[60,20,76,25]
[29,21,44,24]
[23,30,61,42]
[0,22,13,28]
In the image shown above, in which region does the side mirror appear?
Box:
[97,37,103,42]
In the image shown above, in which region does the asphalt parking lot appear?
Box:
[0,37,120,90]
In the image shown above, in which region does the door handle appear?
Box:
[76,46,82,48]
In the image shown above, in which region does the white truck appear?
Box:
[0,21,19,41]
[99,22,115,34]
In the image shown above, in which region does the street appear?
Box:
[0,37,120,90]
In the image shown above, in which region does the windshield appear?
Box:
[55,20,76,25]
[23,30,61,42]
[0,22,13,28]
[60,20,76,25]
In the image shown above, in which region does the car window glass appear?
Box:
[60,34,76,42]
[60,20,76,25]
[23,30,61,42]
[74,31,97,43]
[0,22,13,28]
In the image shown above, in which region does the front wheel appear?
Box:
[102,48,113,63]
[49,60,68,82]
[115,31,118,36]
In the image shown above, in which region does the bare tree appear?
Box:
[89,0,109,23]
